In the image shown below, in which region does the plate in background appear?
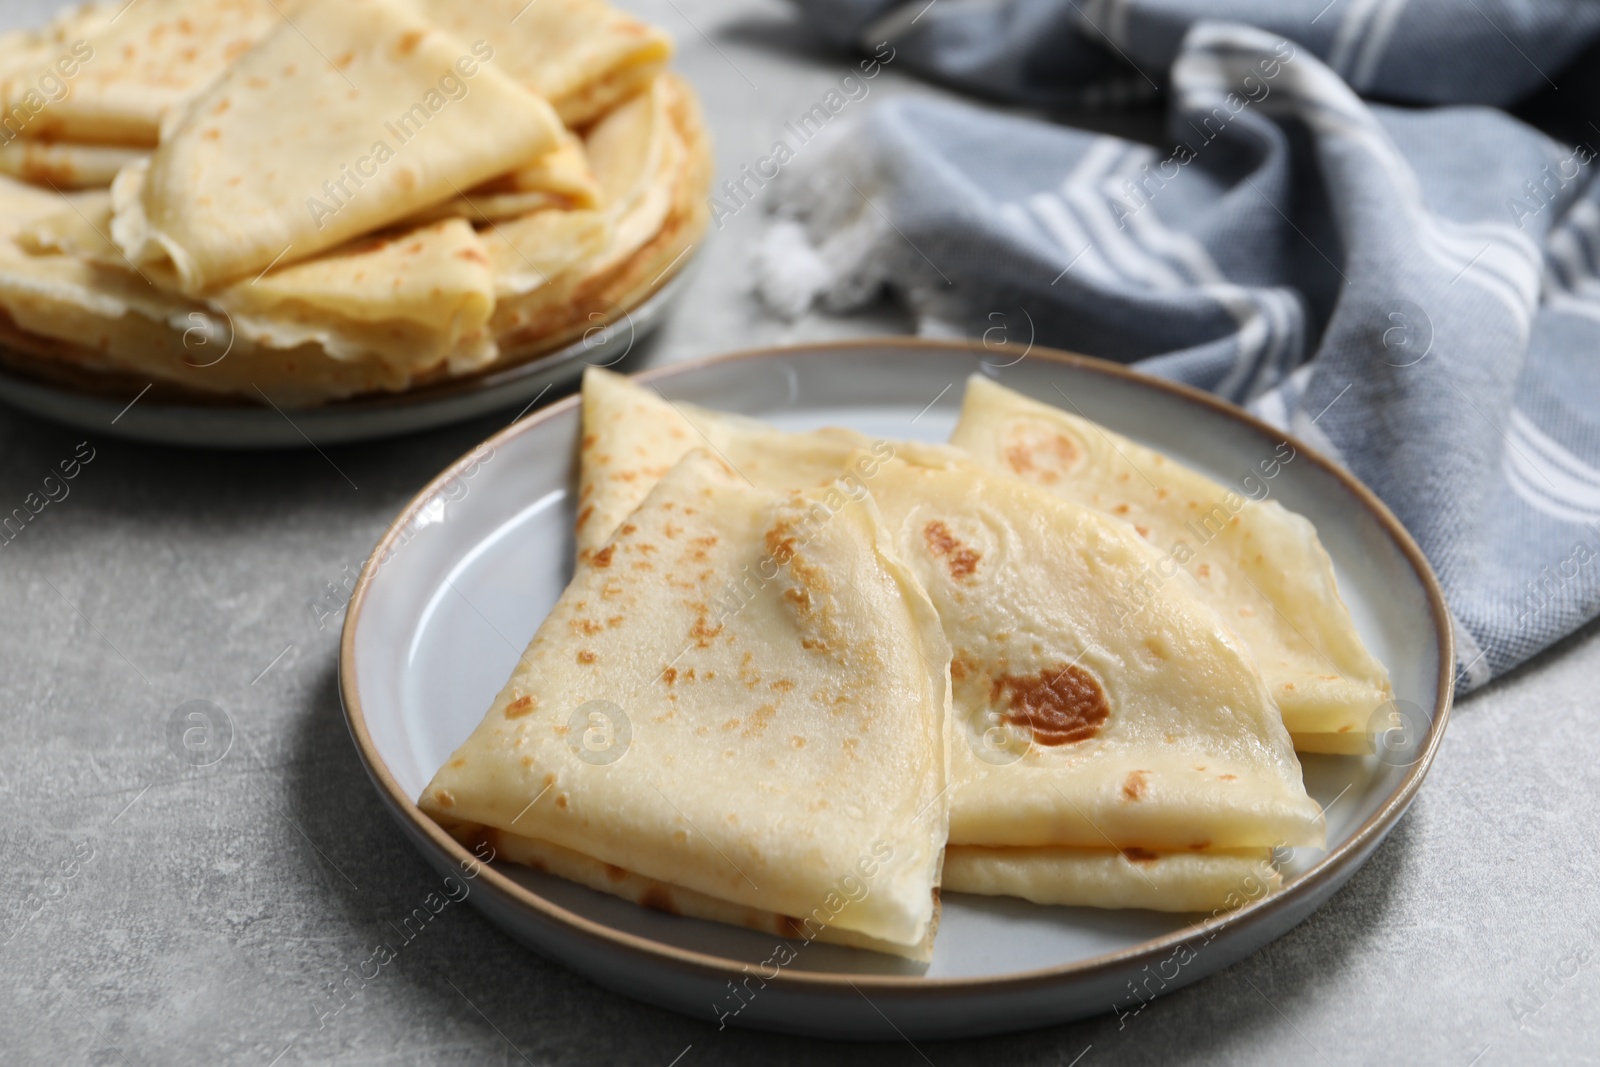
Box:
[0,252,696,449]
[339,340,1453,1039]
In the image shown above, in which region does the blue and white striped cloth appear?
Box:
[754,0,1600,691]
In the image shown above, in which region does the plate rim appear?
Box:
[338,338,1456,997]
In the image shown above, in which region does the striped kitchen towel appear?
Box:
[754,1,1600,691]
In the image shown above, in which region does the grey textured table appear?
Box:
[2,2,1597,1064]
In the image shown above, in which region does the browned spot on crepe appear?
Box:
[992,664,1109,745]
[1122,770,1148,801]
[1003,427,1080,485]
[923,521,980,580]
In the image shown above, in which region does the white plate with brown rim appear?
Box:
[338,339,1453,1040]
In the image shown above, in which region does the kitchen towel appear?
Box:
[753,0,1600,691]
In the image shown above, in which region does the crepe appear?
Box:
[0,142,144,189]
[477,832,936,956]
[0,0,277,147]
[0,175,204,379]
[110,0,565,294]
[480,208,611,299]
[575,366,872,558]
[949,376,1393,752]
[210,217,498,373]
[0,5,711,406]
[20,190,498,375]
[411,128,603,225]
[418,450,950,958]
[865,449,1324,852]
[407,0,674,127]
[582,75,682,278]
[490,72,710,354]
[0,79,712,404]
[943,846,1279,913]
[0,182,461,404]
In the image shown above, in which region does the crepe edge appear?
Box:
[432,819,939,962]
[943,845,1281,913]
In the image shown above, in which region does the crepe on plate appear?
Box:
[489,73,710,355]
[950,375,1393,753]
[408,0,673,127]
[419,450,951,959]
[865,448,1323,910]
[10,186,504,394]
[409,127,604,225]
[575,366,871,558]
[0,0,278,147]
[0,142,144,190]
[109,0,566,295]
[0,32,710,404]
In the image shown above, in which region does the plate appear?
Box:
[0,251,696,449]
[339,340,1453,1039]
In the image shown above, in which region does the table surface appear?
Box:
[3,2,1597,1064]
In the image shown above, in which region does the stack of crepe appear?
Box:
[0,0,708,406]
[419,369,1394,959]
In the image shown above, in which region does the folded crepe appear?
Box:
[0,9,711,405]
[0,176,207,377]
[0,181,475,403]
[210,217,498,374]
[864,449,1321,910]
[480,208,611,299]
[110,0,565,294]
[410,127,604,225]
[942,846,1278,913]
[490,73,709,351]
[407,0,673,127]
[0,75,712,404]
[949,376,1392,753]
[581,75,682,279]
[419,450,951,959]
[20,190,499,376]
[575,366,872,558]
[0,142,144,190]
[0,0,278,147]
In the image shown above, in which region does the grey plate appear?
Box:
[0,256,695,449]
[339,340,1453,1040]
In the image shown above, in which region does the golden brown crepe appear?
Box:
[943,846,1280,913]
[111,0,566,294]
[420,450,950,958]
[407,0,674,126]
[17,189,499,378]
[210,218,498,374]
[0,142,143,190]
[865,449,1324,856]
[480,209,611,299]
[410,127,604,225]
[491,73,710,365]
[575,366,871,558]
[0,6,711,406]
[950,375,1393,752]
[0,0,276,147]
